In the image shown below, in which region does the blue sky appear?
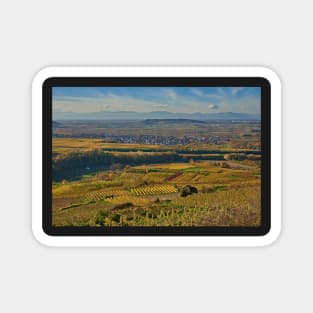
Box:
[52,87,261,114]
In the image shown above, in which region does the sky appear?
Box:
[52,86,261,114]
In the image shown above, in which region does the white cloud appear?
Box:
[231,87,245,95]
[152,103,169,108]
[191,88,222,99]
[191,88,204,97]
[52,87,260,115]
[163,89,177,101]
[208,103,218,110]
[53,95,173,113]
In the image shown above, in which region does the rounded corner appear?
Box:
[32,67,59,90]
[258,224,282,247]
[255,66,282,89]
[31,225,55,248]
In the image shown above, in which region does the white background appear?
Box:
[0,0,311,312]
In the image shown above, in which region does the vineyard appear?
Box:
[52,159,261,227]
[84,183,179,201]
[173,186,260,211]
[90,186,261,227]
[106,195,150,206]
[85,188,130,201]
[52,135,261,227]
[130,184,178,196]
[51,112,262,227]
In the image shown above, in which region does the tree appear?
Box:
[180,185,198,197]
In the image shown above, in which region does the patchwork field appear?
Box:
[52,119,261,227]
[52,160,261,226]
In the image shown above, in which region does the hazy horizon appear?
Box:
[52,87,261,117]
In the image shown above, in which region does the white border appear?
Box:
[32,67,281,247]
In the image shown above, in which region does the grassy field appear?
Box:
[52,158,261,227]
[52,120,261,227]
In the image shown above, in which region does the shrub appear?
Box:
[111,213,121,223]
[180,185,198,197]
[95,210,109,225]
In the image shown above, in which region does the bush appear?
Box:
[111,213,121,223]
[95,210,109,225]
[180,185,198,197]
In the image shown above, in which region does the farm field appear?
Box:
[52,143,261,227]
[52,119,261,227]
[51,85,262,228]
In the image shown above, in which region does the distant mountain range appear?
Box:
[52,121,63,127]
[142,119,208,125]
[53,110,260,121]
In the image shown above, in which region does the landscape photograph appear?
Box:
[52,86,261,227]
